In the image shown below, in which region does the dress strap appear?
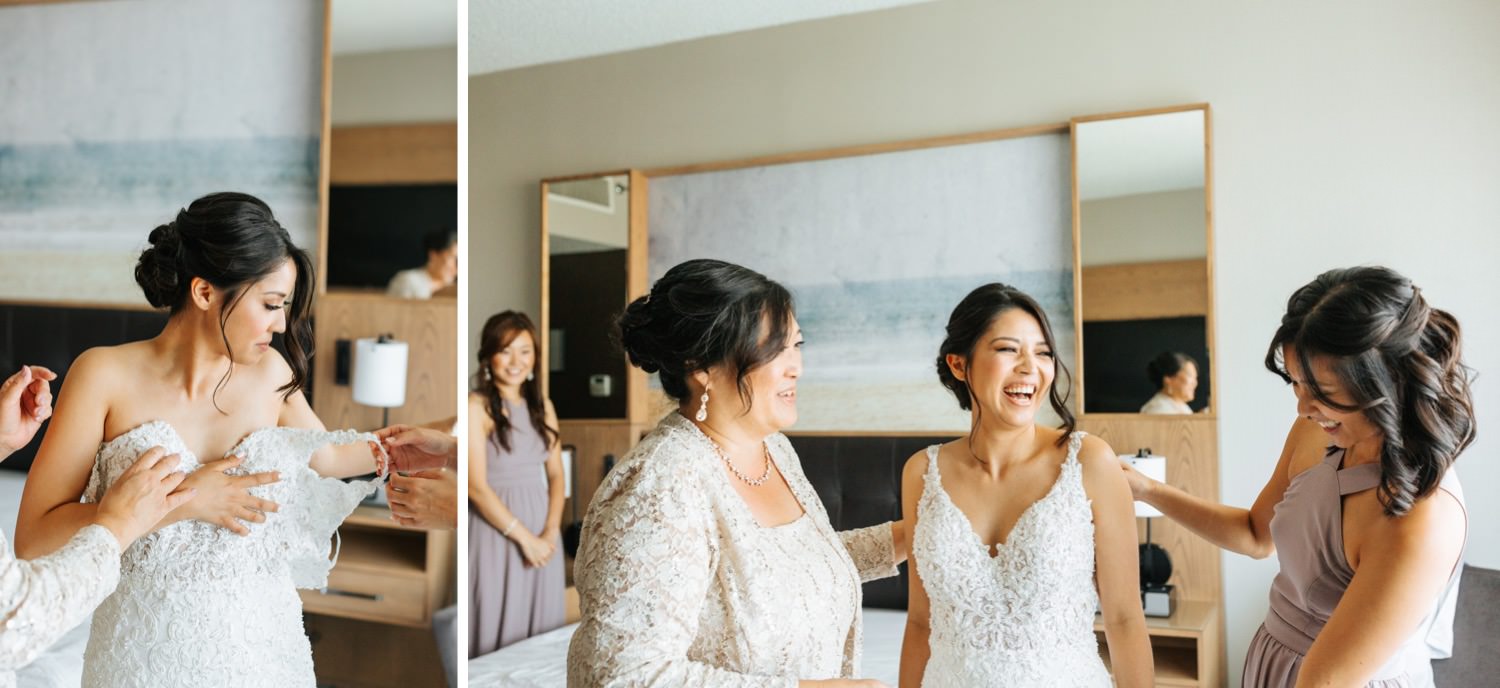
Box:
[1063,431,1088,466]
[1336,462,1382,496]
[924,444,942,479]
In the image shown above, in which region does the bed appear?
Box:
[1,469,90,688]
[467,434,936,687]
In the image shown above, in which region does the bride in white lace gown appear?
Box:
[16,193,388,687]
[899,284,1152,687]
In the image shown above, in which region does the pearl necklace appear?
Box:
[708,438,774,486]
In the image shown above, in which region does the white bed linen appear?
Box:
[467,608,908,687]
[1,469,90,688]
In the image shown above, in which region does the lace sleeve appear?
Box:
[268,429,385,588]
[566,453,797,688]
[838,522,898,583]
[0,526,119,670]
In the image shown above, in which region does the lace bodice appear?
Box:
[79,421,383,688]
[912,432,1111,687]
[566,412,898,687]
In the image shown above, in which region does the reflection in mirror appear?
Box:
[326,0,459,294]
[546,175,630,419]
[1077,109,1211,414]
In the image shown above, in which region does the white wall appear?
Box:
[470,1,1500,682]
[332,46,457,125]
[1081,189,1207,266]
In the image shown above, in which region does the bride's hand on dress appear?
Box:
[94,445,198,548]
[177,455,281,535]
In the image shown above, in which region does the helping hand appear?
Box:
[94,446,197,548]
[373,424,456,474]
[386,469,457,530]
[0,365,56,460]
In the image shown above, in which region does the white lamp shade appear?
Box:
[352,337,408,408]
[1125,454,1167,518]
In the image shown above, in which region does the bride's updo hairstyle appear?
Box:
[618,259,794,413]
[936,283,1076,446]
[134,192,315,403]
[1265,266,1475,516]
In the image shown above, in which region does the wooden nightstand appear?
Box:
[1097,599,1225,687]
[300,505,455,626]
[302,505,457,688]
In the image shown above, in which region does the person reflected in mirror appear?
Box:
[1140,351,1197,414]
[468,312,566,656]
[386,227,458,299]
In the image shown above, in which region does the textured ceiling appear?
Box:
[470,0,939,75]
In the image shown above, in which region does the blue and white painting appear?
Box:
[0,0,323,305]
[650,133,1075,432]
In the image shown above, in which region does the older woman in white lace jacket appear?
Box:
[566,259,908,688]
[0,365,192,687]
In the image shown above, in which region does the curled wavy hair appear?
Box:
[473,311,558,452]
[937,283,1075,446]
[1265,266,1475,516]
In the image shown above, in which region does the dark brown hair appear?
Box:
[133,192,314,408]
[618,259,794,414]
[473,311,557,452]
[937,283,1075,446]
[1265,266,1475,516]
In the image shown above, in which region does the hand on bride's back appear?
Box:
[177,455,281,535]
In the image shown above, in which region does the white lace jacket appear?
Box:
[0,525,120,688]
[567,413,898,687]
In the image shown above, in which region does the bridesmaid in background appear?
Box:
[467,311,566,656]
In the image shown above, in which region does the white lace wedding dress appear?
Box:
[912,432,1112,687]
[77,421,383,688]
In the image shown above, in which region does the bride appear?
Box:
[15,192,387,687]
[899,283,1153,687]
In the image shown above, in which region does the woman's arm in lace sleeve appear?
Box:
[838,522,902,583]
[0,526,119,670]
[566,456,797,688]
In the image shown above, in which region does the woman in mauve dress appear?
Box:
[467,311,565,657]
[1124,266,1471,687]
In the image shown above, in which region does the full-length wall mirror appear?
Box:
[543,174,631,419]
[1074,106,1214,415]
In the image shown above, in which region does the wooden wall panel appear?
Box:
[312,291,457,431]
[1081,259,1209,321]
[330,123,458,184]
[1077,414,1220,607]
[558,419,636,527]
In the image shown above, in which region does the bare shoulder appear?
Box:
[1379,483,1467,546]
[902,445,935,485]
[1074,433,1119,469]
[64,343,143,389]
[1284,416,1333,476]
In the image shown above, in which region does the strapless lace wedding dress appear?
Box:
[78,421,383,687]
[912,432,1112,687]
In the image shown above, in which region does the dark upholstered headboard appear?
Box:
[0,304,169,473]
[789,434,957,611]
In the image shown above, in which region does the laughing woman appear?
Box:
[1123,266,1472,687]
[567,259,907,687]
